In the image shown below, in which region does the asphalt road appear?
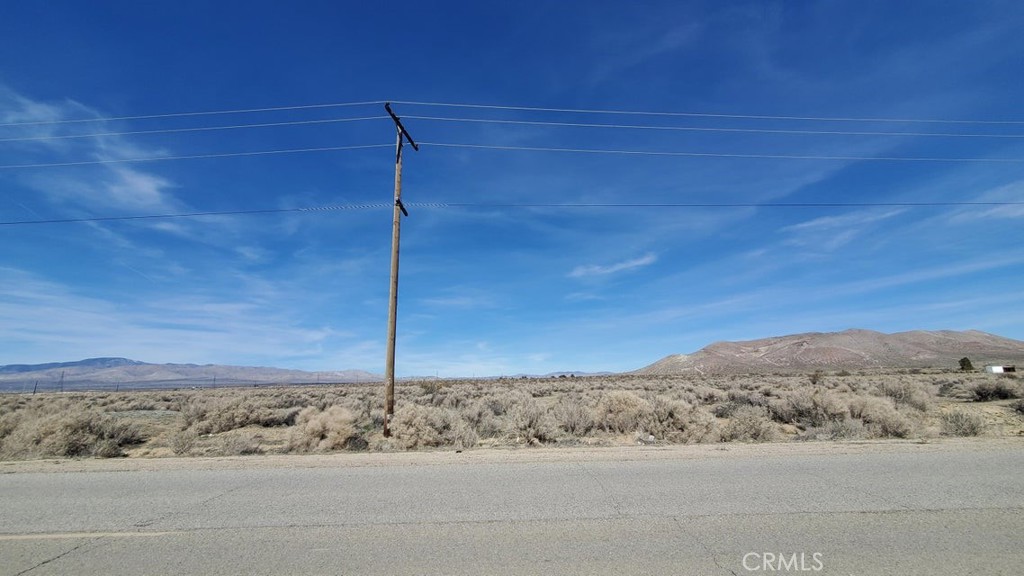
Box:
[1,441,1022,575]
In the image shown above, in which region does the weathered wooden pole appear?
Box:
[383,103,417,437]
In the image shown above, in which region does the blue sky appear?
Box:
[1,1,1022,376]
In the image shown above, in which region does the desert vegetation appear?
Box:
[0,371,1021,460]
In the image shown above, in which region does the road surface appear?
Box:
[1,440,1022,575]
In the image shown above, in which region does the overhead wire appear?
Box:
[0,100,386,127]
[4,98,1023,128]
[391,100,1024,125]
[3,141,1022,169]
[0,204,392,226]
[3,201,1022,227]
[0,116,388,143]
[419,141,1024,163]
[0,143,392,169]
[403,115,1024,139]
[4,99,1022,169]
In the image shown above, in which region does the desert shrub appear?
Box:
[551,396,594,436]
[169,429,198,455]
[0,409,144,459]
[721,405,777,442]
[419,380,445,396]
[460,399,504,438]
[1012,399,1024,415]
[875,379,931,411]
[593,391,654,434]
[217,432,262,455]
[427,387,467,409]
[182,396,302,435]
[939,409,986,437]
[848,396,912,438]
[727,388,769,406]
[800,418,866,441]
[712,400,744,418]
[768,389,847,427]
[0,411,22,441]
[691,385,728,405]
[391,404,478,450]
[971,380,1021,402]
[644,396,719,443]
[177,396,211,427]
[123,398,160,411]
[507,397,557,444]
[481,391,522,417]
[936,379,961,397]
[288,406,365,452]
[388,404,439,448]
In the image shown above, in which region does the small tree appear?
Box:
[959,357,975,372]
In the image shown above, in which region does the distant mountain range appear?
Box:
[636,329,1024,375]
[4,329,1022,392]
[0,358,380,392]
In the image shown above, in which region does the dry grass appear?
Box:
[939,409,987,437]
[0,371,1016,459]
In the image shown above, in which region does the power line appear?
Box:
[0,100,386,127]
[404,115,1024,139]
[4,98,1022,129]
[0,143,392,169]
[0,116,388,143]
[4,139,1020,170]
[392,100,1024,125]
[3,201,1020,226]
[430,202,1024,208]
[420,141,1024,163]
[5,112,1017,147]
[0,204,393,226]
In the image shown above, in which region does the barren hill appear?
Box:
[635,329,1024,375]
[0,358,380,392]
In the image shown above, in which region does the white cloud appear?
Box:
[419,286,496,309]
[781,209,905,251]
[783,209,904,233]
[569,253,657,278]
[944,181,1024,223]
[0,268,349,367]
[102,166,177,211]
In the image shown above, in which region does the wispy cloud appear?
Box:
[569,253,657,278]
[0,267,359,368]
[589,22,702,85]
[418,286,496,309]
[945,180,1024,223]
[781,209,905,252]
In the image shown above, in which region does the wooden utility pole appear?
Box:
[383,102,418,437]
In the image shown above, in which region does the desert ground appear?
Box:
[1,370,1022,461]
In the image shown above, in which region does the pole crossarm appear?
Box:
[385,102,419,152]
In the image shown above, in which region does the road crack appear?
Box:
[14,538,107,576]
[132,482,249,528]
[672,516,739,576]
[576,461,627,518]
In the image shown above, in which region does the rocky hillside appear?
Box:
[636,329,1024,375]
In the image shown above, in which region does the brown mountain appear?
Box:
[0,358,380,392]
[635,329,1024,375]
